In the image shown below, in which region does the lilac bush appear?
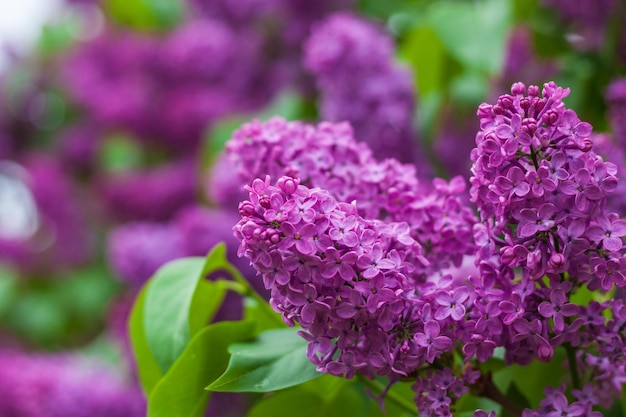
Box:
[232,82,626,416]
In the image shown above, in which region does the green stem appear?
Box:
[357,375,416,415]
[529,145,540,170]
[565,343,581,390]
[225,263,285,327]
[476,373,524,417]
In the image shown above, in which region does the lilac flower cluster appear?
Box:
[471,81,624,289]
[230,117,485,415]
[236,176,449,376]
[232,82,626,415]
[304,13,423,164]
[226,117,476,274]
[0,350,145,417]
[234,174,482,415]
[470,82,626,407]
[63,21,277,154]
[522,384,602,417]
[99,158,197,222]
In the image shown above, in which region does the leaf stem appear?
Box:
[357,375,416,415]
[565,343,581,390]
[224,263,285,327]
[475,373,524,417]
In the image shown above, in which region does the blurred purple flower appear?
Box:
[0,350,145,417]
[107,222,185,287]
[100,159,197,222]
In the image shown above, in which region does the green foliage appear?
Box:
[100,133,144,172]
[426,0,511,76]
[492,347,567,408]
[243,296,286,334]
[147,321,255,417]
[130,244,237,393]
[0,266,17,318]
[129,284,163,395]
[207,327,322,392]
[5,266,118,346]
[143,257,210,372]
[103,0,184,31]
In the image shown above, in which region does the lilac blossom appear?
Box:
[231,81,626,415]
[226,117,477,276]
[106,222,186,287]
[0,350,145,417]
[304,13,425,165]
[100,159,197,222]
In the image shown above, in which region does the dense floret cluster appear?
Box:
[304,13,422,164]
[233,83,626,416]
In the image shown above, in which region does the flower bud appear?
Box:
[548,253,565,270]
[277,176,300,195]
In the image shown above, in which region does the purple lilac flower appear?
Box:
[63,22,279,154]
[106,222,186,287]
[521,385,603,417]
[0,350,145,417]
[227,117,476,276]
[304,13,425,165]
[99,158,197,222]
[470,81,626,375]
[232,83,626,415]
[234,175,473,380]
[471,81,623,285]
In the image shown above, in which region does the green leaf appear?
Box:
[129,284,163,395]
[142,244,242,374]
[400,25,446,96]
[148,321,256,417]
[207,327,322,392]
[246,375,415,417]
[143,257,207,372]
[493,347,567,407]
[427,0,512,75]
[103,0,183,31]
[243,296,286,334]
[502,383,531,417]
[188,279,228,336]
